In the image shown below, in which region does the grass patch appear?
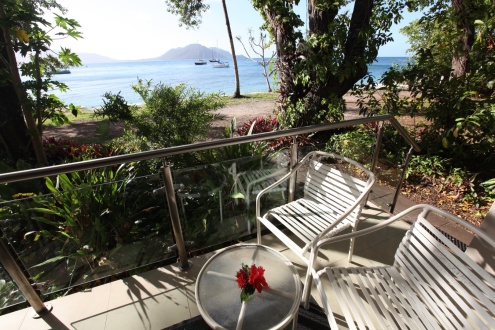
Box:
[43,108,95,127]
[222,92,278,106]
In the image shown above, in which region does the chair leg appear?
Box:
[218,190,223,223]
[256,217,262,245]
[302,250,316,309]
[348,220,359,263]
[246,196,251,234]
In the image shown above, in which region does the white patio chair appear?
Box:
[230,156,288,233]
[310,204,495,328]
[255,151,375,305]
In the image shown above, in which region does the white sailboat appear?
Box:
[210,41,220,62]
[212,61,229,68]
[195,43,207,65]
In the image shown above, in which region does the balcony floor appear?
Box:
[1,190,472,330]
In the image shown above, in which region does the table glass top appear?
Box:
[195,244,301,329]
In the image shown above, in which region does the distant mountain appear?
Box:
[156,44,232,60]
[78,53,117,64]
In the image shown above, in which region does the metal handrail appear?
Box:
[0,114,420,185]
[0,114,420,315]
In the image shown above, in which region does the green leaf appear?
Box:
[229,192,245,199]
[442,137,449,148]
[30,256,67,269]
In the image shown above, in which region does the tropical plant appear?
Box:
[0,278,22,311]
[325,125,376,164]
[131,80,225,148]
[29,166,136,255]
[251,0,405,128]
[0,0,82,164]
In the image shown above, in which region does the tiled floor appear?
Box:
[0,201,415,330]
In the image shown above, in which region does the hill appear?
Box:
[78,53,117,64]
[156,44,232,60]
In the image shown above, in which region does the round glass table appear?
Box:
[195,244,301,330]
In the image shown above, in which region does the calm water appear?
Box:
[51,57,408,108]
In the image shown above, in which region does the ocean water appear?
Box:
[50,57,408,108]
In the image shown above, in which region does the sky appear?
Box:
[47,0,422,61]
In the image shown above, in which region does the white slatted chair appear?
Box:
[230,157,288,233]
[255,151,375,305]
[311,204,495,329]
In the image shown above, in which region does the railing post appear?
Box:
[161,159,190,270]
[390,146,414,213]
[370,121,385,172]
[288,136,298,203]
[0,237,52,317]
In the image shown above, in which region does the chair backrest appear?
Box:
[304,159,370,223]
[395,215,495,328]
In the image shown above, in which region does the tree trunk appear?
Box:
[221,0,240,98]
[0,23,35,163]
[255,0,375,127]
[451,0,475,77]
[0,84,34,163]
[0,4,47,164]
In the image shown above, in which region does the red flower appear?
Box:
[236,263,269,302]
[236,267,249,288]
[248,265,268,293]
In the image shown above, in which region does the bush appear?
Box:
[43,137,124,164]
[131,80,225,148]
[325,125,375,164]
[237,116,277,136]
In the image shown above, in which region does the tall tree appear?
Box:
[451,0,476,77]
[0,1,46,164]
[251,0,404,127]
[221,0,240,97]
[165,0,242,97]
[237,29,277,92]
[0,0,82,164]
[0,33,32,162]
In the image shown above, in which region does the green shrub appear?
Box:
[325,125,375,164]
[131,80,225,148]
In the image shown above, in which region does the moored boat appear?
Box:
[212,61,229,68]
[52,69,71,74]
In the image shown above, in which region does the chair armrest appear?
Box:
[255,170,295,219]
[314,204,495,252]
[245,168,288,192]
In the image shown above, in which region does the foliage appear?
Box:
[236,115,311,151]
[164,0,209,28]
[406,155,447,183]
[236,28,277,92]
[325,125,376,164]
[3,1,83,132]
[43,137,124,164]
[0,278,22,311]
[93,92,134,123]
[250,0,404,128]
[97,80,225,149]
[132,80,225,147]
[0,0,83,164]
[29,166,135,253]
[352,0,495,209]
[237,116,277,136]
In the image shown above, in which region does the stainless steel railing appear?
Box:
[0,114,420,315]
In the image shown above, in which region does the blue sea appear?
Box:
[50,57,408,109]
